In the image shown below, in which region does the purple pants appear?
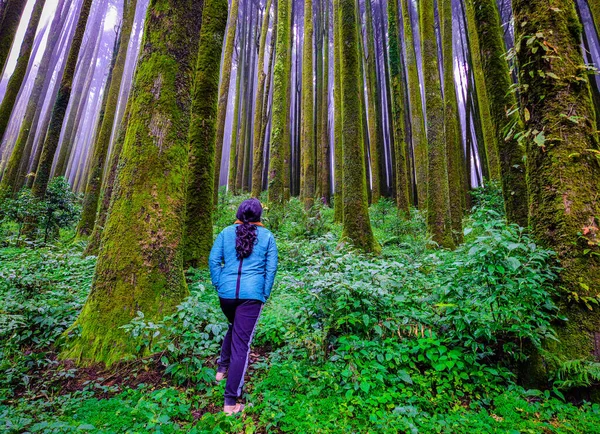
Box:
[217,298,263,406]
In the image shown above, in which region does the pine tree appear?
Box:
[61,0,204,366]
[332,0,342,222]
[0,0,27,75]
[513,0,600,377]
[300,0,315,208]
[364,0,380,203]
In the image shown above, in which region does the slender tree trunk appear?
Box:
[213,0,240,203]
[0,0,68,197]
[387,0,409,214]
[319,0,330,205]
[442,0,463,243]
[251,0,273,197]
[30,0,94,201]
[588,0,600,40]
[77,0,137,237]
[300,0,315,208]
[363,0,380,203]
[0,0,45,141]
[463,0,501,182]
[421,0,454,248]
[400,0,427,208]
[338,0,378,252]
[62,0,204,366]
[513,0,600,379]
[470,0,528,226]
[228,19,245,194]
[0,0,27,76]
[333,0,342,222]
[184,0,227,268]
[268,0,292,204]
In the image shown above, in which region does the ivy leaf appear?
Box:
[534,131,546,147]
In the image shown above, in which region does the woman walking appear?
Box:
[208,198,278,415]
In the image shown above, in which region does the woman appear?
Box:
[208,198,278,415]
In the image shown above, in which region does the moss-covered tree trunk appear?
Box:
[338,0,378,253]
[421,0,454,249]
[333,0,342,222]
[363,0,380,203]
[470,0,528,227]
[228,40,244,195]
[251,0,273,198]
[300,0,315,208]
[400,0,426,208]
[61,0,203,366]
[319,0,330,205]
[184,0,227,268]
[513,0,600,376]
[0,0,67,198]
[30,0,94,201]
[213,0,240,203]
[0,0,45,141]
[588,0,600,40]
[442,0,463,243]
[0,0,27,75]
[387,0,409,214]
[268,0,292,204]
[76,0,137,237]
[463,0,500,182]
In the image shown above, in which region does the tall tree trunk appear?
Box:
[463,0,501,181]
[184,0,227,268]
[77,0,138,237]
[364,0,380,203]
[0,0,45,141]
[513,0,600,379]
[588,0,600,39]
[442,0,463,243]
[387,0,409,214]
[421,0,454,248]
[400,0,426,208]
[470,0,528,226]
[213,0,240,203]
[0,0,68,197]
[268,0,292,204]
[319,0,330,204]
[251,0,273,197]
[333,0,342,222]
[54,0,107,177]
[228,15,245,194]
[338,0,378,253]
[30,0,94,201]
[0,0,27,76]
[62,0,204,366]
[300,0,315,208]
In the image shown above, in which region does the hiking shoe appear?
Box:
[223,403,244,416]
[216,371,226,381]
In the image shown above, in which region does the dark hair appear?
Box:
[235,198,263,259]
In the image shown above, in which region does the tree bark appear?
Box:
[0,0,27,76]
[61,0,204,366]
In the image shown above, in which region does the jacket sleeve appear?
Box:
[263,234,278,300]
[208,230,224,289]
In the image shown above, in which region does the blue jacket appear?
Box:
[208,224,278,302]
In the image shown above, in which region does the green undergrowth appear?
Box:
[1,187,600,432]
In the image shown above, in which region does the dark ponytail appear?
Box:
[235,198,263,259]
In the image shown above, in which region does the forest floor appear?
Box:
[1,186,600,433]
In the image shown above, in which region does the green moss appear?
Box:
[213,0,240,203]
[442,0,463,244]
[470,0,528,227]
[338,0,379,253]
[513,0,600,374]
[420,0,454,249]
[300,0,315,209]
[333,0,343,223]
[364,0,380,203]
[61,0,203,366]
[388,0,409,214]
[400,0,427,209]
[319,2,330,205]
[589,0,600,42]
[251,0,273,198]
[267,0,292,205]
[183,0,227,268]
